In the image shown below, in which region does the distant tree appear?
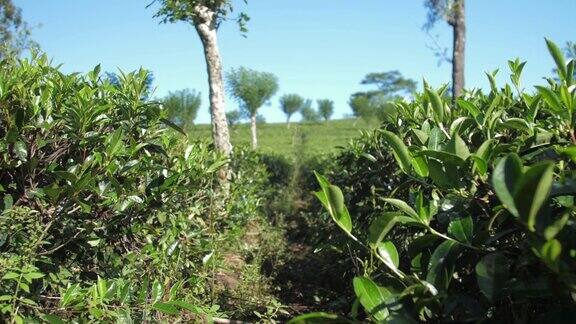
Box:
[149,0,250,160]
[0,0,37,58]
[349,95,375,121]
[163,89,202,130]
[360,71,417,98]
[256,114,266,125]
[226,67,279,149]
[317,99,334,122]
[300,99,320,123]
[226,110,242,127]
[423,0,466,102]
[279,94,304,127]
[350,71,416,123]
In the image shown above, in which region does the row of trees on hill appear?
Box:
[157,65,335,150]
[145,0,467,188]
[280,95,334,126]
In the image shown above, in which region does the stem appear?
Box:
[428,227,483,251]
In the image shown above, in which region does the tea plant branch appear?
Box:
[428,227,483,251]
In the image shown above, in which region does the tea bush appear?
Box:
[0,53,283,322]
[299,40,576,322]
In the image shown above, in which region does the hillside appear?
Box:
[187,118,377,158]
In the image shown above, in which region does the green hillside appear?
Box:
[187,118,377,158]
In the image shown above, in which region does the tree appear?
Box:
[423,0,466,102]
[360,71,417,98]
[317,99,334,122]
[149,0,249,159]
[350,71,416,122]
[300,99,320,123]
[279,94,305,127]
[226,67,278,149]
[0,0,36,58]
[349,95,375,121]
[163,89,202,130]
[226,110,242,127]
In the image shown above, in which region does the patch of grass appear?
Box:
[187,118,377,158]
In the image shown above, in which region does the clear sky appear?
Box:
[15,0,576,124]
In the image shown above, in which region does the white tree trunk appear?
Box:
[193,5,232,157]
[250,115,258,149]
[451,0,466,102]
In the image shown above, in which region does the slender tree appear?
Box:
[279,94,304,127]
[149,1,249,158]
[163,89,202,130]
[423,0,466,102]
[317,99,334,122]
[226,67,278,149]
[0,0,36,58]
[226,110,242,127]
[300,99,320,123]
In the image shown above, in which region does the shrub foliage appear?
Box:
[0,54,279,322]
[304,40,576,322]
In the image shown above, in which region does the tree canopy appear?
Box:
[149,0,249,32]
[317,99,334,121]
[226,67,279,117]
[0,0,36,58]
[163,89,202,129]
[280,94,305,123]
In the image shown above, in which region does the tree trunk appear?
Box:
[193,5,232,157]
[286,115,291,128]
[451,0,466,102]
[250,115,258,149]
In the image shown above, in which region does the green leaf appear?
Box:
[381,198,419,221]
[152,302,180,315]
[457,99,481,119]
[448,215,474,243]
[411,155,429,178]
[152,280,163,303]
[368,213,416,248]
[287,312,352,324]
[426,240,459,291]
[161,118,186,135]
[514,162,554,231]
[377,241,400,270]
[492,154,523,217]
[353,277,392,321]
[23,272,44,283]
[42,314,66,324]
[446,134,470,160]
[326,185,352,234]
[380,130,412,173]
[14,141,27,161]
[540,239,562,272]
[314,172,353,235]
[170,300,200,313]
[544,210,571,240]
[501,118,531,132]
[2,272,20,280]
[61,284,80,307]
[426,88,445,123]
[536,86,563,113]
[545,38,567,81]
[475,253,509,302]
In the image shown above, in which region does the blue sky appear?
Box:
[15,0,576,124]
